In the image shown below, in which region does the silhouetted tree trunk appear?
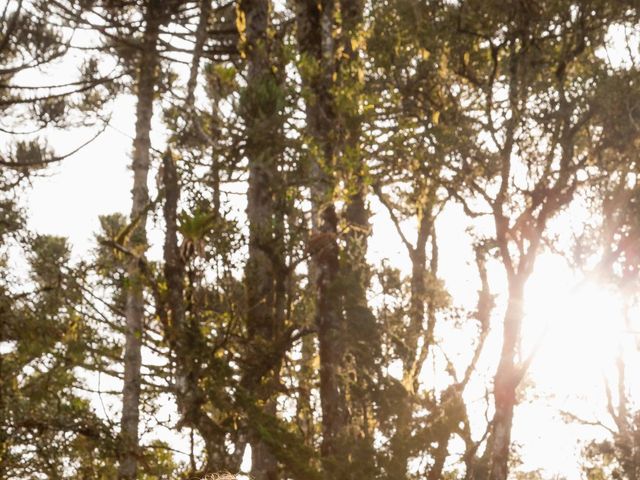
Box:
[296,1,350,471]
[337,1,379,473]
[340,0,368,285]
[240,1,286,478]
[486,283,522,480]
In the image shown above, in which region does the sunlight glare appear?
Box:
[524,254,626,399]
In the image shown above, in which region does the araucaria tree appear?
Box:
[3,1,640,480]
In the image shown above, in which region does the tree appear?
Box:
[294,1,349,474]
[295,1,379,477]
[4,1,640,479]
[237,1,289,479]
[445,2,632,478]
[0,231,119,478]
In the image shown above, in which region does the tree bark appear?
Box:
[118,4,162,478]
[295,1,351,470]
[338,0,378,472]
[487,278,524,480]
[240,1,285,478]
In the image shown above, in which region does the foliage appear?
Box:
[2,1,640,479]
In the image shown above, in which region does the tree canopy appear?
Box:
[2,1,640,479]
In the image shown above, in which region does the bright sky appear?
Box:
[14,18,640,480]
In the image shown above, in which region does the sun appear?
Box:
[508,252,640,477]
[522,253,628,399]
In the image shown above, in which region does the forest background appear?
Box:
[2,1,640,479]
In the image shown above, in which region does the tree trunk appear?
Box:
[161,148,234,474]
[315,204,346,463]
[296,1,349,467]
[186,0,211,106]
[118,5,162,478]
[311,13,347,461]
[487,279,525,480]
[155,3,242,473]
[428,436,451,480]
[240,1,285,478]
[338,0,377,473]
